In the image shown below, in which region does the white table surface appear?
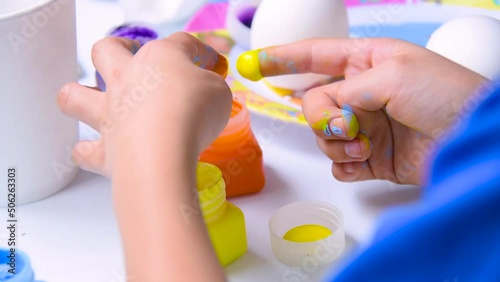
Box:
[4,1,498,281]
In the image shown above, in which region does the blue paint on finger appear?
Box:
[332,126,343,135]
[324,126,333,137]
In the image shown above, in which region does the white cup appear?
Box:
[0,0,79,207]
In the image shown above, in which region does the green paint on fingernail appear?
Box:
[342,109,359,138]
[313,111,333,137]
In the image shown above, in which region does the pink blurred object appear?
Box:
[185,3,229,32]
[184,1,425,32]
[345,0,418,5]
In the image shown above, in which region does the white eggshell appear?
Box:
[251,0,349,90]
[426,15,500,80]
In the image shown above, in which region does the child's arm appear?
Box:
[58,32,231,281]
[112,135,225,281]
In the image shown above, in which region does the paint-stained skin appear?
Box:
[237,49,298,81]
[193,44,228,78]
[312,108,359,138]
[258,50,298,73]
[313,111,333,136]
[341,104,359,138]
[332,126,343,135]
[236,50,263,81]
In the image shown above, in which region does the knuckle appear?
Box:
[91,37,117,59]
[106,68,123,84]
[301,90,316,112]
[387,56,409,77]
[336,82,350,103]
[302,87,330,114]
[141,40,177,57]
[168,31,194,44]
[304,87,325,99]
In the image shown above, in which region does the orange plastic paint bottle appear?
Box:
[199,95,265,197]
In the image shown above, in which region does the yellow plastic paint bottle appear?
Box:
[197,162,247,266]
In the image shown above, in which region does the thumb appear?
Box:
[302,82,360,140]
[332,64,397,114]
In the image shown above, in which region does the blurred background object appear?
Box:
[426,15,500,80]
[117,0,208,24]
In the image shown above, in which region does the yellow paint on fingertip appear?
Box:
[312,111,331,130]
[283,224,332,243]
[236,50,263,81]
[344,112,359,138]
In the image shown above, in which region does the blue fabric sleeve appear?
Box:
[328,80,500,282]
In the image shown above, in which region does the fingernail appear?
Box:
[194,44,228,78]
[214,54,228,78]
[344,163,355,174]
[236,50,263,81]
[198,44,217,69]
[312,111,332,136]
[345,134,371,158]
[358,133,372,150]
[345,141,362,158]
[58,85,69,98]
[329,118,345,137]
[342,109,359,138]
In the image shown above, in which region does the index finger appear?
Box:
[92,37,140,83]
[236,38,401,81]
[162,32,229,78]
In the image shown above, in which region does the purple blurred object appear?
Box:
[96,23,158,91]
[238,6,257,28]
[96,72,106,92]
[109,24,158,46]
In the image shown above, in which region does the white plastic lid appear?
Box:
[269,201,345,266]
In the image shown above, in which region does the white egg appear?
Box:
[251,0,349,90]
[426,15,500,80]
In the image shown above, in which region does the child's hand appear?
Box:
[238,38,486,185]
[58,32,232,177]
[58,33,232,280]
